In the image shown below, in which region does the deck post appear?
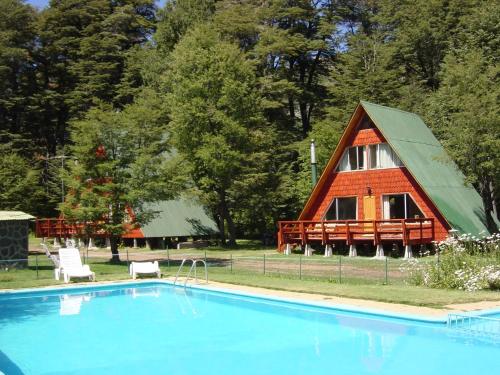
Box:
[404,245,413,259]
[133,238,138,248]
[284,243,292,255]
[88,237,97,249]
[304,244,313,256]
[53,237,61,248]
[348,244,357,257]
[105,237,111,249]
[374,244,385,259]
[324,244,333,257]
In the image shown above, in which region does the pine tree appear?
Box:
[0,0,38,147]
[36,0,156,150]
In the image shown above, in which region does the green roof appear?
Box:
[141,199,218,237]
[0,211,35,221]
[361,101,496,236]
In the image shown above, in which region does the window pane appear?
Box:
[369,144,377,169]
[406,195,424,218]
[358,146,365,169]
[358,115,374,130]
[378,143,392,168]
[348,147,358,170]
[392,149,403,166]
[337,197,357,220]
[337,150,350,171]
[387,194,405,219]
[325,199,337,220]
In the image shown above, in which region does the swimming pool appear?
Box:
[0,282,498,375]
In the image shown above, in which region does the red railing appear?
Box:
[277,218,434,250]
[35,218,114,238]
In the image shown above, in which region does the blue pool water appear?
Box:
[0,283,499,375]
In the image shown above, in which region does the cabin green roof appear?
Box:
[0,211,35,221]
[141,199,218,238]
[360,101,496,236]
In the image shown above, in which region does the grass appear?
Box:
[1,252,499,309]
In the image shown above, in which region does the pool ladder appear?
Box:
[173,259,208,287]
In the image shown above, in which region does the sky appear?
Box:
[27,0,166,10]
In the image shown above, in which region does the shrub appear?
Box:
[402,233,500,291]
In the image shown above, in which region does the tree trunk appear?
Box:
[480,178,497,234]
[218,191,237,247]
[110,236,120,263]
[217,212,226,246]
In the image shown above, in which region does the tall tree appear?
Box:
[155,0,217,54]
[60,90,174,261]
[36,0,156,151]
[166,25,271,246]
[216,0,339,137]
[0,0,38,146]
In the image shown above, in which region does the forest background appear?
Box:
[1,0,498,248]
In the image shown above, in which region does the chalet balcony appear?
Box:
[277,218,435,250]
[35,218,113,238]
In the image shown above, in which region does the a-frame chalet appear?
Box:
[278,101,494,257]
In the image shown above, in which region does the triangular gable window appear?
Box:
[336,143,402,172]
[357,114,375,130]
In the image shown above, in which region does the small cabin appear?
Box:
[35,198,218,249]
[0,211,35,267]
[278,101,493,257]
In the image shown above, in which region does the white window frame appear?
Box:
[381,193,425,220]
[337,146,366,172]
[323,196,358,221]
[337,143,402,172]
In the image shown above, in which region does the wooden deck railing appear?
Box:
[35,218,110,238]
[278,218,434,250]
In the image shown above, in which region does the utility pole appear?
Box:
[310,139,318,188]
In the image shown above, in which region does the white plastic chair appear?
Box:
[129,261,161,279]
[59,248,95,283]
[41,242,62,280]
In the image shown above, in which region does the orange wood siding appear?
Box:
[305,128,450,241]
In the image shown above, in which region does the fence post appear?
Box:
[299,255,302,280]
[204,250,207,263]
[263,254,266,275]
[126,248,129,269]
[36,255,39,279]
[338,255,342,284]
[230,253,233,273]
[385,256,388,285]
[437,248,440,281]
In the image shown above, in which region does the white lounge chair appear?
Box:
[129,261,161,279]
[59,248,95,283]
[41,242,62,280]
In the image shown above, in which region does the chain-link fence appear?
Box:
[1,249,421,286]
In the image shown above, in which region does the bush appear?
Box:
[402,233,500,291]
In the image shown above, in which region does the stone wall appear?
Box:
[0,220,29,267]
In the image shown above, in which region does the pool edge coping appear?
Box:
[2,279,492,324]
[1,280,499,323]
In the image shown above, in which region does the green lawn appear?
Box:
[1,252,499,309]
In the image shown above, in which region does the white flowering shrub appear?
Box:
[402,232,500,291]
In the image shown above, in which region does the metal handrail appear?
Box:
[173,258,208,287]
[448,313,500,337]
